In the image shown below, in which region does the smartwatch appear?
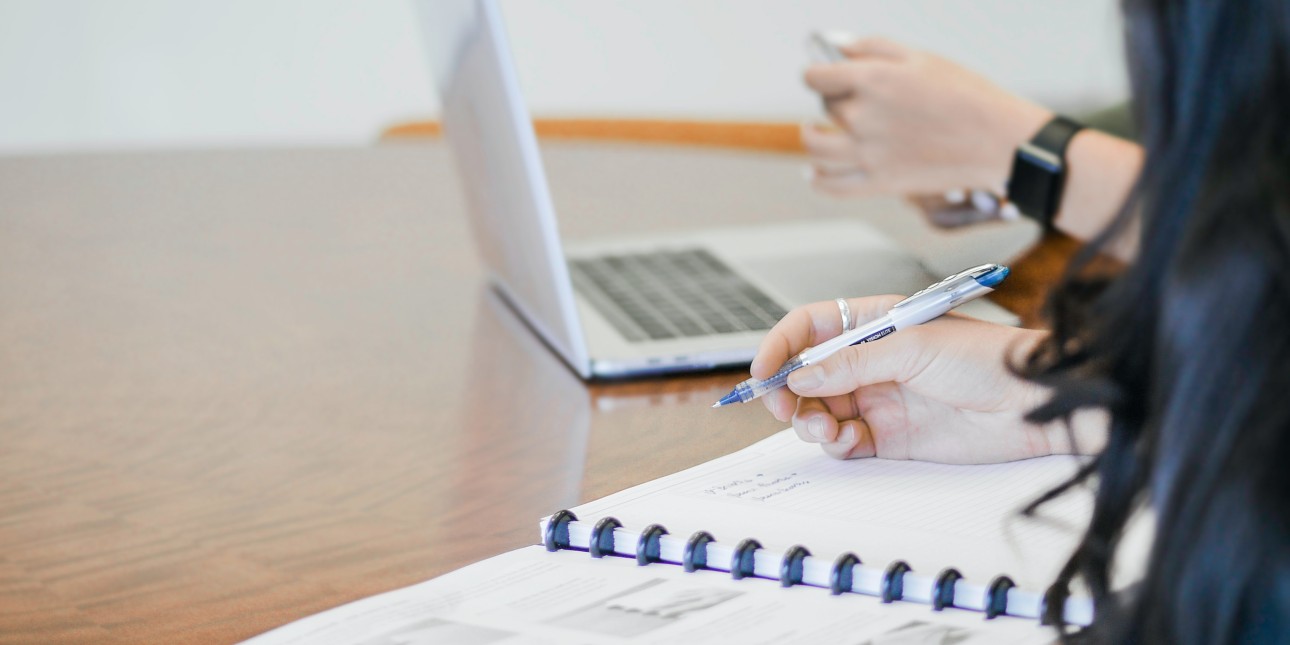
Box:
[1005,116,1085,228]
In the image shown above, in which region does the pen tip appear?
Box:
[712,390,742,408]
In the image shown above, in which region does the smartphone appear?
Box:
[806,31,850,63]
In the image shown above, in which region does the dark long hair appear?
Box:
[1021,0,1290,642]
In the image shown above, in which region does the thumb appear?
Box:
[787,328,931,397]
[840,37,910,60]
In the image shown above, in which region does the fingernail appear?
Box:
[838,425,857,444]
[800,165,816,181]
[808,416,825,440]
[789,366,823,391]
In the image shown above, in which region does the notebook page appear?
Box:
[567,430,1091,591]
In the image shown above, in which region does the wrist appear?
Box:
[1039,408,1109,457]
[976,101,1053,190]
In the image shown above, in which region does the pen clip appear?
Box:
[891,264,1000,310]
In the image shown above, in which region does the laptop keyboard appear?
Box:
[568,248,788,342]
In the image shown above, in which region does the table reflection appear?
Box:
[447,288,590,527]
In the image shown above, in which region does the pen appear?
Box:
[712,263,1010,408]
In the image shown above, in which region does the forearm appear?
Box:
[1050,130,1143,261]
[799,38,1144,259]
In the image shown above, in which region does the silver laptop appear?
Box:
[416,0,1016,379]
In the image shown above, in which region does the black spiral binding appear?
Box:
[730,538,762,580]
[985,575,1016,619]
[1040,581,1070,626]
[547,512,1054,624]
[881,560,912,603]
[589,516,622,558]
[779,545,811,587]
[829,552,862,596]
[543,509,578,552]
[636,524,669,566]
[683,531,715,572]
[932,568,962,611]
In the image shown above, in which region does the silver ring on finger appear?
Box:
[836,298,854,333]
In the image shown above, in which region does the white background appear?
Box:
[0,0,1128,155]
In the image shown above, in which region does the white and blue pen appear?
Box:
[712,263,1010,408]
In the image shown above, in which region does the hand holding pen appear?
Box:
[715,264,1009,408]
[710,264,1089,463]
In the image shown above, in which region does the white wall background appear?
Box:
[0,0,1128,155]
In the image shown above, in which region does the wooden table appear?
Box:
[0,141,1072,644]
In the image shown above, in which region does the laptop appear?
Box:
[416,0,1019,379]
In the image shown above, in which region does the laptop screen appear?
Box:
[416,0,591,376]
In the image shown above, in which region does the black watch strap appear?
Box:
[1006,116,1085,228]
[1032,116,1085,157]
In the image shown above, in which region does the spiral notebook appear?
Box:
[244,430,1138,644]
[540,429,1098,626]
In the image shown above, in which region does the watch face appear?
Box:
[1008,145,1063,220]
[1018,144,1062,173]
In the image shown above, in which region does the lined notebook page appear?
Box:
[570,430,1092,591]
